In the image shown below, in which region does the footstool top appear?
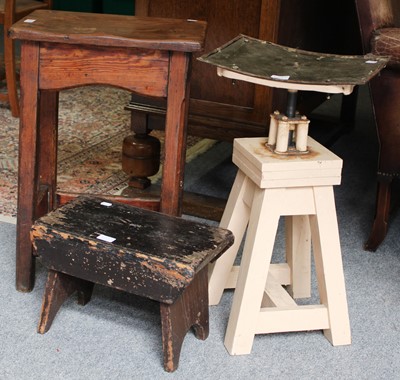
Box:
[32,197,234,303]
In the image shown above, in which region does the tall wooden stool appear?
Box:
[10,10,207,292]
[198,35,388,355]
[31,196,234,372]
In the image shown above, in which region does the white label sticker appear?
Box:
[365,60,378,64]
[100,201,112,207]
[24,19,36,23]
[97,234,116,243]
[271,75,290,80]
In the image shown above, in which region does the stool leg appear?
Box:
[224,187,282,355]
[38,270,94,334]
[285,215,311,299]
[16,43,40,292]
[160,266,209,372]
[208,170,254,305]
[310,186,351,346]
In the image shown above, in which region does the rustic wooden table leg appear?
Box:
[16,41,40,292]
[160,51,191,216]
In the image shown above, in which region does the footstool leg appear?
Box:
[160,266,209,372]
[38,270,94,334]
[310,186,351,346]
[208,170,254,305]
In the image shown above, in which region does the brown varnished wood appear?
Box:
[0,0,53,117]
[16,41,40,291]
[39,43,169,95]
[9,10,207,52]
[160,51,191,216]
[12,10,207,292]
[0,0,52,23]
[121,183,226,221]
[364,179,391,252]
[355,0,400,250]
[37,90,58,215]
[253,0,280,119]
[57,192,161,212]
[134,0,149,17]
[136,0,268,116]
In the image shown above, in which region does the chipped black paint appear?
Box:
[32,196,234,304]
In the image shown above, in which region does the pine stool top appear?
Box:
[232,136,342,188]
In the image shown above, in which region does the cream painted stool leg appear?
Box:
[285,215,311,299]
[208,170,255,305]
[310,186,351,345]
[224,187,282,355]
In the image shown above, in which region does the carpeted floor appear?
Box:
[1,86,400,379]
[0,86,215,222]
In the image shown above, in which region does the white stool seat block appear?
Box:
[233,137,342,188]
[209,136,351,355]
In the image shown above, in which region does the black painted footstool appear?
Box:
[31,196,234,372]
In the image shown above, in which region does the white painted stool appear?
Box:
[208,136,351,355]
[199,34,387,356]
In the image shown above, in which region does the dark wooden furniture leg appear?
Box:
[160,266,209,372]
[16,41,59,291]
[16,41,40,292]
[38,270,94,334]
[122,105,162,189]
[364,178,392,251]
[3,14,19,117]
[36,90,59,217]
[364,73,400,251]
[160,51,191,216]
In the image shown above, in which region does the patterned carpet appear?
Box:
[0,86,215,221]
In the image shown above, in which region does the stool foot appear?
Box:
[38,270,94,334]
[160,267,209,372]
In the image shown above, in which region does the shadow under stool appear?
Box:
[31,196,234,372]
